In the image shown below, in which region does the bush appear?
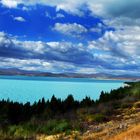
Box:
[121,103,132,109]
[92,114,106,123]
[85,114,106,123]
[39,120,71,135]
[8,125,29,138]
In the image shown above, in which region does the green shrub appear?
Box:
[39,120,71,135]
[121,103,132,109]
[85,113,106,123]
[8,125,29,138]
[92,114,106,122]
[55,120,70,132]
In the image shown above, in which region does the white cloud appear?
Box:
[90,23,104,33]
[1,0,20,8]
[88,26,140,68]
[53,23,87,37]
[1,0,140,29]
[1,0,140,18]
[2,0,139,38]
[16,40,46,54]
[45,12,52,18]
[0,57,78,73]
[0,57,52,71]
[90,28,102,33]
[13,16,26,22]
[47,42,71,51]
[0,0,85,16]
[45,12,65,19]
[0,31,94,67]
[22,6,28,11]
[0,31,13,48]
[56,13,65,18]
[0,0,106,16]
[76,67,97,74]
[1,30,140,74]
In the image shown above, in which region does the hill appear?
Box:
[0,68,140,80]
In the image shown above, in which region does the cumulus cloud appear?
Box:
[0,32,94,65]
[13,16,26,22]
[0,30,140,75]
[53,23,87,37]
[1,0,140,18]
[89,26,140,57]
[45,12,65,19]
[56,13,65,18]
[0,0,102,16]
[1,0,139,29]
[0,0,84,16]
[0,57,98,73]
[90,23,104,34]
[1,0,140,27]
[1,0,20,8]
[88,25,140,72]
[45,12,52,18]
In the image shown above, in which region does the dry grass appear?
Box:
[109,124,140,140]
[36,102,140,140]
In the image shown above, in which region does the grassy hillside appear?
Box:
[110,124,140,140]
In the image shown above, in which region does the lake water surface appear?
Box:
[0,76,125,103]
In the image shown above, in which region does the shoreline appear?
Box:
[0,74,131,81]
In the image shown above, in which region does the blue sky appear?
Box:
[0,0,140,76]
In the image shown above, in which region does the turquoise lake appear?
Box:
[0,76,125,103]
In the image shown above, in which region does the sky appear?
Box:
[0,0,140,75]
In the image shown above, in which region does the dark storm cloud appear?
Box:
[106,0,140,19]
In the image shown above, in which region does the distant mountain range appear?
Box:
[0,68,139,80]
